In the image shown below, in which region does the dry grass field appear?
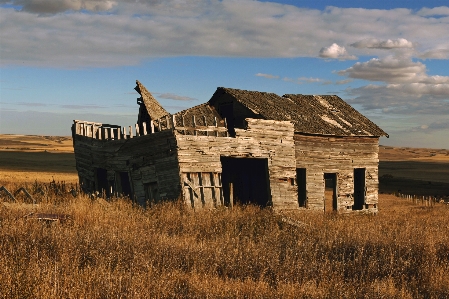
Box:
[0,135,448,298]
[379,145,449,196]
[0,134,77,183]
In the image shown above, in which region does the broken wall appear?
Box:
[72,127,180,205]
[176,118,297,210]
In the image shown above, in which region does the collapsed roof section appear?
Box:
[209,87,388,137]
[174,103,224,127]
[135,80,169,121]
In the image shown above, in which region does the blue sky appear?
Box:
[1,0,448,149]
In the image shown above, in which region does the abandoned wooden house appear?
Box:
[72,80,388,212]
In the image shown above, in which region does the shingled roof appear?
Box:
[174,103,224,127]
[135,80,169,120]
[209,87,388,137]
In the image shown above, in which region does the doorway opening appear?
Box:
[220,157,271,207]
[297,168,307,207]
[324,173,337,212]
[95,168,109,197]
[353,168,366,210]
[116,172,132,198]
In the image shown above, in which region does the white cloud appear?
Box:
[350,38,414,49]
[417,6,449,17]
[319,43,357,60]
[256,73,280,79]
[338,56,449,121]
[335,79,353,85]
[338,57,428,83]
[1,3,449,67]
[157,93,196,101]
[298,77,322,83]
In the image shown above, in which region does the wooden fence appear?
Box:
[0,185,78,203]
[394,192,448,207]
[73,114,228,140]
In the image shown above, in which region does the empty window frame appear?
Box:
[353,168,366,210]
[297,168,307,207]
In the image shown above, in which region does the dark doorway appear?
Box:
[220,157,271,207]
[95,168,109,197]
[353,168,366,210]
[324,173,337,212]
[218,103,236,137]
[116,172,132,198]
[297,168,307,207]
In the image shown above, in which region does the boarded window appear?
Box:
[297,168,307,207]
[353,168,366,210]
[182,172,223,208]
[221,157,271,207]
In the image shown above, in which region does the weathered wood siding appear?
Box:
[294,134,379,212]
[176,118,297,210]
[73,129,180,205]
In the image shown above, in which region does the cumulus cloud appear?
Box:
[350,38,414,49]
[157,93,196,101]
[319,43,357,60]
[338,57,428,83]
[338,55,449,121]
[417,6,449,17]
[2,3,449,67]
[256,73,280,79]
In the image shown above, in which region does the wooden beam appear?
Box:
[192,115,197,136]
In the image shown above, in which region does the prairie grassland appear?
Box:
[1,181,448,298]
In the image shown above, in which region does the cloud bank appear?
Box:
[1,1,449,67]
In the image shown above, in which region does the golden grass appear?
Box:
[1,136,448,297]
[0,135,77,184]
[1,181,448,298]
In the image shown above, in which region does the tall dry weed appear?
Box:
[0,188,448,298]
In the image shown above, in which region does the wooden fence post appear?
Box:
[193,115,197,136]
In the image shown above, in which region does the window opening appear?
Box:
[353,168,366,210]
[297,168,307,207]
